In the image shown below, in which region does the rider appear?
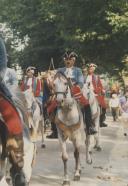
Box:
[85,63,107,127]
[57,51,97,135]
[21,66,43,104]
[0,37,24,169]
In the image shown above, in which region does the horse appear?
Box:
[0,85,36,186]
[23,88,45,148]
[82,83,101,151]
[53,72,92,186]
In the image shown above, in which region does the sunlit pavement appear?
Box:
[30,116,128,186]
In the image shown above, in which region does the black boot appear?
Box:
[47,122,58,138]
[100,107,107,127]
[83,105,97,135]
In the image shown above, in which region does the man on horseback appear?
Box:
[0,38,24,172]
[57,51,97,135]
[85,63,107,127]
[21,66,43,104]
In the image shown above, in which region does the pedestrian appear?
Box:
[109,93,120,121]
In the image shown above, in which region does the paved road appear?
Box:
[30,116,128,186]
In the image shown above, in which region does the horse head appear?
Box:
[23,88,35,111]
[53,72,74,109]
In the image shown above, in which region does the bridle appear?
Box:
[55,86,69,98]
[54,71,72,98]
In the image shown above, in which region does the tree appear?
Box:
[0,0,128,76]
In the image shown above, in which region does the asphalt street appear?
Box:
[30,116,128,186]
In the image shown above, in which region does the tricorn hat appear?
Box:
[63,51,78,61]
[86,63,97,69]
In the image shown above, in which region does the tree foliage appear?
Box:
[0,0,128,75]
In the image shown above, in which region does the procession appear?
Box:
[0,1,128,186]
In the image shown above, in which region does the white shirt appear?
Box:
[109,97,120,108]
[65,68,74,78]
[86,74,94,91]
[27,78,33,87]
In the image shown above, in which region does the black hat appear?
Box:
[63,51,78,61]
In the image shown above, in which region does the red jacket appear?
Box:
[92,75,106,108]
[21,77,42,97]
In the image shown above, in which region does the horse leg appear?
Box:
[93,116,102,151]
[31,118,39,142]
[8,140,27,186]
[10,166,27,186]
[39,117,46,148]
[58,134,70,186]
[85,134,92,164]
[73,145,81,181]
[22,139,35,185]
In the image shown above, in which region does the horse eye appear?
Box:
[64,83,67,85]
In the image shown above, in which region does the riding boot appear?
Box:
[100,107,107,127]
[83,105,97,135]
[52,122,58,138]
[47,122,58,138]
[47,108,58,138]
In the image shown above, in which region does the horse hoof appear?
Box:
[6,177,12,185]
[86,159,92,165]
[124,133,127,136]
[41,144,46,148]
[96,146,102,151]
[94,145,102,151]
[62,180,70,186]
[74,175,80,181]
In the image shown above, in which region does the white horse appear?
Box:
[0,86,36,186]
[53,72,92,186]
[23,88,45,148]
[82,83,101,151]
